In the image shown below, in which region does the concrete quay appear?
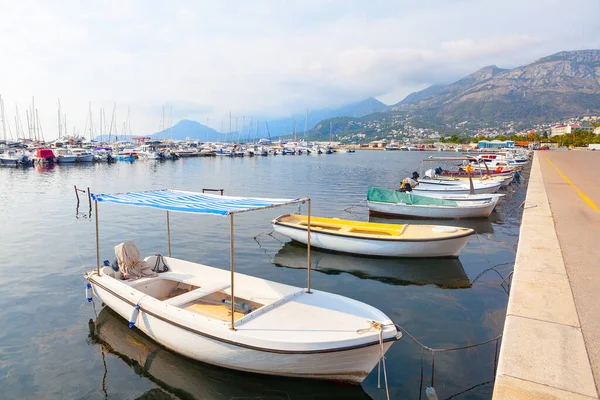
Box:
[493,151,600,399]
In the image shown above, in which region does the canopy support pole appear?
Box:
[307,199,312,294]
[229,213,236,330]
[166,211,171,257]
[95,200,100,275]
[468,171,475,195]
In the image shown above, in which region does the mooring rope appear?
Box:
[343,198,367,213]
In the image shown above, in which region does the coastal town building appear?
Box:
[477,140,515,149]
[550,123,581,136]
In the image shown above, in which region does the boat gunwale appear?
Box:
[89,275,399,355]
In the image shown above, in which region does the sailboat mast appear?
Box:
[304,108,308,142]
[89,102,93,141]
[36,110,44,142]
[292,115,296,141]
[0,95,6,141]
[26,110,31,141]
[31,97,37,141]
[169,106,172,141]
[229,111,232,144]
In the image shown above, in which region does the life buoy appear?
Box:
[465,164,474,174]
[496,166,503,172]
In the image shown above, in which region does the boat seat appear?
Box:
[164,282,231,307]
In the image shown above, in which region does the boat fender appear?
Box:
[425,387,439,400]
[86,282,92,302]
[129,304,140,328]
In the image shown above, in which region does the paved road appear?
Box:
[540,150,600,392]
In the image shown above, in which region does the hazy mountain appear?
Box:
[264,97,387,137]
[150,119,224,141]
[389,50,600,122]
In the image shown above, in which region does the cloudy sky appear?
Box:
[1,0,599,139]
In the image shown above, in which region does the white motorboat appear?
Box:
[367,187,502,219]
[272,214,473,257]
[413,179,501,194]
[54,149,78,163]
[424,168,514,187]
[85,190,401,384]
[0,150,32,166]
[72,148,95,162]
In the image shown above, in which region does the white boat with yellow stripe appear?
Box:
[272,214,474,258]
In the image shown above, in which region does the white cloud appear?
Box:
[0,0,598,139]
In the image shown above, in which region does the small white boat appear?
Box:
[367,187,502,219]
[91,307,372,399]
[72,148,95,162]
[424,168,514,187]
[413,179,501,195]
[86,190,401,384]
[272,214,473,257]
[54,149,78,164]
[0,150,32,166]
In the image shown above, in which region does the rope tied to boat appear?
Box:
[357,321,391,400]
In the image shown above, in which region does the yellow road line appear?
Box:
[545,156,600,211]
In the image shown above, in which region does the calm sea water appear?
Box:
[0,151,526,400]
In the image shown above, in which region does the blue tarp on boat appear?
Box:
[90,189,305,216]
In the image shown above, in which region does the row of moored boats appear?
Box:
[85,149,530,388]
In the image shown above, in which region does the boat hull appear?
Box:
[413,185,499,195]
[0,157,19,166]
[56,155,77,163]
[90,278,392,384]
[76,154,94,162]
[273,224,471,257]
[367,198,498,219]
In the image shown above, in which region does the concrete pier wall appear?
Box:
[493,152,598,399]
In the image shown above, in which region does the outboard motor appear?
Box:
[399,178,417,192]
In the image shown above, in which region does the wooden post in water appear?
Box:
[74,185,80,206]
[87,187,92,214]
[95,200,100,275]
[307,199,312,294]
[229,213,236,330]
[166,211,171,257]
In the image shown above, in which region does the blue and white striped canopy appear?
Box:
[90,189,306,216]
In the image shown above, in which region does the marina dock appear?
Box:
[494,151,600,399]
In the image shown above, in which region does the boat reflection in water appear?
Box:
[88,307,372,400]
[369,215,496,235]
[274,242,471,289]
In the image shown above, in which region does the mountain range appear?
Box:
[389,49,600,123]
[147,97,386,141]
[142,49,600,141]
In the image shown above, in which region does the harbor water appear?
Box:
[0,151,526,399]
